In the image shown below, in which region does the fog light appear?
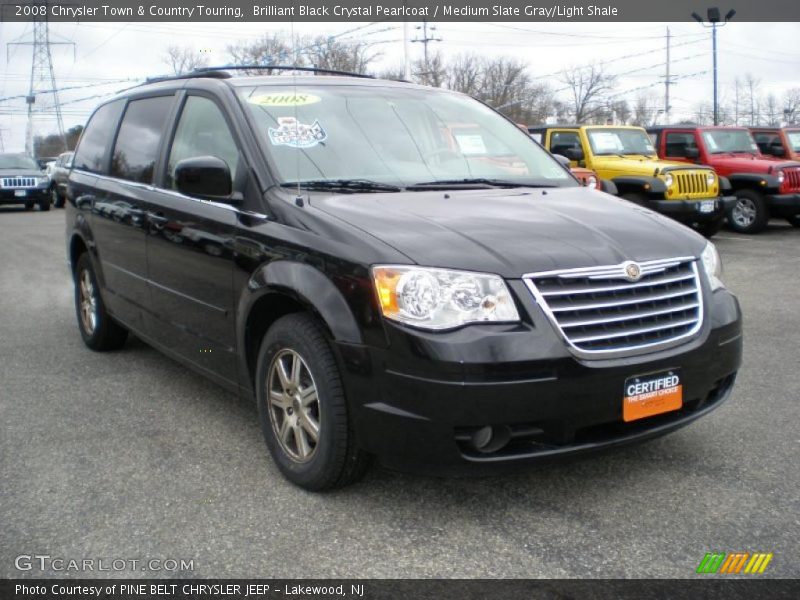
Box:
[471,425,512,454]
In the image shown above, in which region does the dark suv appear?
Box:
[66,69,743,490]
[0,153,51,211]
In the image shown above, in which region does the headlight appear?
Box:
[37,177,49,187]
[706,171,716,186]
[373,266,520,330]
[776,170,785,184]
[586,175,597,188]
[664,173,674,187]
[701,242,724,291]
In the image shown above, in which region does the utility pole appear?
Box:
[7,2,74,157]
[403,21,411,80]
[412,20,441,66]
[664,27,672,124]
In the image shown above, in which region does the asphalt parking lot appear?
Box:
[1,207,798,579]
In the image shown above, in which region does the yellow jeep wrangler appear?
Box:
[529,125,736,237]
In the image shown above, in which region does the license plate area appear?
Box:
[623,369,682,422]
[14,189,27,197]
[699,200,715,213]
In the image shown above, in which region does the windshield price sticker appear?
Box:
[268,117,327,149]
[592,132,623,152]
[454,134,488,155]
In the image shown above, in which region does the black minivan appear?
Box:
[66,69,742,490]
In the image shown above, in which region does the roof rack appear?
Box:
[144,70,231,84]
[192,65,376,79]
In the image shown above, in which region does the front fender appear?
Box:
[241,260,363,345]
[611,176,667,197]
[727,172,780,192]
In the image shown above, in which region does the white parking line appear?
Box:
[715,235,753,242]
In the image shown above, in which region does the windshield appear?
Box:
[0,154,40,170]
[237,84,574,188]
[786,131,800,152]
[702,130,759,154]
[586,128,656,156]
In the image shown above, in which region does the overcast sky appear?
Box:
[1,20,798,153]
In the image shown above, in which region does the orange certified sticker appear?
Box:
[623,370,683,422]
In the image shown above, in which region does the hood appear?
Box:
[0,168,44,178]
[709,155,798,173]
[593,156,709,176]
[310,187,705,278]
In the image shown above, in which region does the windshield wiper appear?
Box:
[406,178,554,190]
[280,179,401,193]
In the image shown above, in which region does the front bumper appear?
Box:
[647,196,736,223]
[338,284,743,475]
[0,187,48,205]
[765,192,800,217]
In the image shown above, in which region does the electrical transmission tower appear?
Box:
[8,7,74,157]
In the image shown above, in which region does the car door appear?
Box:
[88,94,176,333]
[143,93,240,386]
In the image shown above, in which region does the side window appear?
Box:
[111,96,173,184]
[72,100,124,174]
[665,132,696,158]
[166,96,240,190]
[550,131,581,157]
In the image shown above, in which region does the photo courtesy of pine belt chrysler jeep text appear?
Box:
[65,68,743,490]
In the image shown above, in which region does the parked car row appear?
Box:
[529,124,800,235]
[0,150,74,211]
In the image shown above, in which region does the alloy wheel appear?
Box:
[266,349,321,463]
[732,197,756,228]
[79,269,98,334]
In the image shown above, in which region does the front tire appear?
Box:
[52,187,65,208]
[74,253,128,351]
[255,313,369,491]
[728,190,768,233]
[38,195,51,211]
[695,217,724,238]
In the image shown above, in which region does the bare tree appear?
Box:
[559,65,616,123]
[607,99,631,125]
[227,33,296,74]
[413,50,447,87]
[764,94,781,126]
[163,45,208,76]
[631,92,661,127]
[304,36,381,75]
[783,88,800,124]
[744,74,761,126]
[446,54,483,97]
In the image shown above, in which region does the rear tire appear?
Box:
[255,313,370,491]
[727,190,768,234]
[74,253,128,351]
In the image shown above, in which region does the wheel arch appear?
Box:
[610,176,667,197]
[238,260,364,388]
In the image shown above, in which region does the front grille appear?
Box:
[784,167,800,191]
[524,257,703,356]
[674,171,710,196]
[1,177,37,188]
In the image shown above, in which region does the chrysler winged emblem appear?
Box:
[624,262,642,281]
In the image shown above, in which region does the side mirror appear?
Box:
[174,156,234,200]
[553,154,571,168]
[565,147,584,161]
[684,147,700,159]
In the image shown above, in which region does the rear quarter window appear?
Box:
[72,100,124,174]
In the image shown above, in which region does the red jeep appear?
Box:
[750,127,800,163]
[648,126,800,232]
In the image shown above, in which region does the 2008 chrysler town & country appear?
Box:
[66,69,743,490]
